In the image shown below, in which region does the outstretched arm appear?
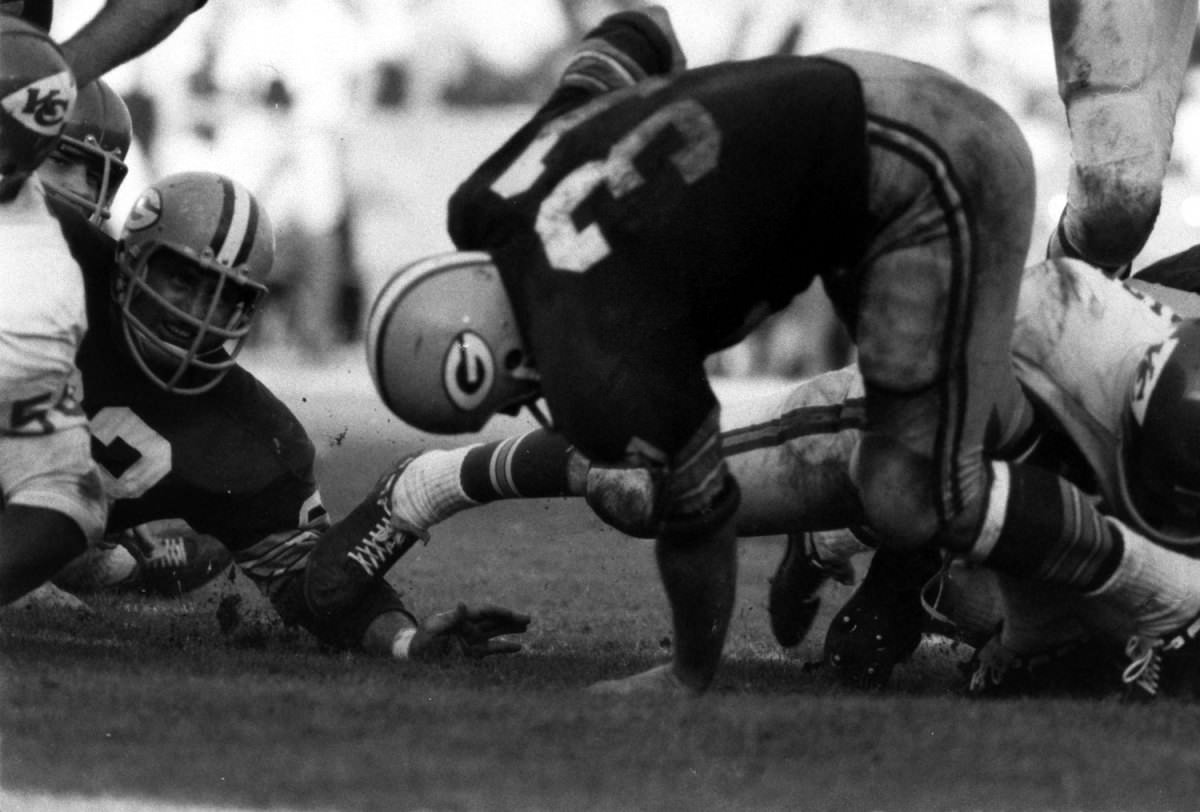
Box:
[60,0,205,87]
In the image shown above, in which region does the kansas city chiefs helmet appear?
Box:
[117,171,274,395]
[0,14,75,198]
[42,78,131,224]
[366,251,541,434]
[1117,317,1200,547]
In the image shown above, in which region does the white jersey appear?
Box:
[0,175,104,541]
[1011,258,1179,532]
[0,174,87,427]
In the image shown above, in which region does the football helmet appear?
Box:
[366,251,541,434]
[0,14,75,198]
[41,78,131,224]
[116,171,274,395]
[1116,318,1200,548]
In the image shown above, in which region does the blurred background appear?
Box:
[48,0,1200,378]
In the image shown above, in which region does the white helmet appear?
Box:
[366,251,540,434]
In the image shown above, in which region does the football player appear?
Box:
[1044,0,1197,277]
[362,4,1200,696]
[362,254,1200,699]
[38,77,129,231]
[39,168,529,660]
[33,79,238,598]
[0,16,97,606]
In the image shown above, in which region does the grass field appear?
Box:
[4,354,1200,812]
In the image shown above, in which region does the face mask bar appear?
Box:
[43,138,127,224]
[117,244,267,395]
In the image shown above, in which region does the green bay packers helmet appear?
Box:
[117,171,274,395]
[366,251,541,434]
[0,14,74,198]
[42,78,131,224]
[1117,318,1200,547]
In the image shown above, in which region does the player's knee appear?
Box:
[1064,171,1162,267]
[851,435,938,550]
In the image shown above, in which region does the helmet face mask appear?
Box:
[1117,318,1200,546]
[366,252,541,434]
[39,79,131,225]
[117,172,273,395]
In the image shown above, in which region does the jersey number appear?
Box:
[492,91,720,273]
[90,407,172,499]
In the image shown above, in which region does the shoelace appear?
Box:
[1124,631,1191,696]
[347,517,431,577]
[1123,635,1165,696]
[144,536,189,570]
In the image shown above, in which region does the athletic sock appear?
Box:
[1086,519,1200,637]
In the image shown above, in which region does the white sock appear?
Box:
[1089,519,1200,637]
[390,447,480,532]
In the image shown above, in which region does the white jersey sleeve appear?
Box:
[1010,258,1177,510]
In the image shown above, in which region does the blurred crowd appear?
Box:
[47,0,1200,375]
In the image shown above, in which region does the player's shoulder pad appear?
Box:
[45,193,118,278]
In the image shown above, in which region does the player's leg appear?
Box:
[0,425,107,605]
[847,48,1200,699]
[1047,0,1196,275]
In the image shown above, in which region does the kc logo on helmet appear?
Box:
[443,331,494,411]
[1,71,75,135]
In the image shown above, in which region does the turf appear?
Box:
[3,375,1200,811]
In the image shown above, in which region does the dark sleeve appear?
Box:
[19,0,53,30]
[544,9,682,109]
[1135,244,1200,292]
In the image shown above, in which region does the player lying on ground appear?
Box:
[20,161,529,661]
[31,78,237,598]
[355,253,1200,699]
[358,4,1200,696]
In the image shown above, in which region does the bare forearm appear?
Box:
[60,0,201,87]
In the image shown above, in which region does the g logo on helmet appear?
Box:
[444,331,495,412]
[125,188,162,231]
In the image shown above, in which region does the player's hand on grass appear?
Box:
[588,664,701,697]
[410,603,531,660]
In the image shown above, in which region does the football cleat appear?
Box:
[1121,614,1200,702]
[119,519,234,597]
[824,545,942,689]
[768,531,856,648]
[965,632,1122,698]
[304,456,429,620]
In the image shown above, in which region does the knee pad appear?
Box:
[1061,168,1162,269]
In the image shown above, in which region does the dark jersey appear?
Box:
[448,13,868,526]
[51,198,325,593]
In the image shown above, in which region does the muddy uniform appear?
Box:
[53,198,408,645]
[450,12,1036,549]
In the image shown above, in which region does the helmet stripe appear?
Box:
[211,175,255,266]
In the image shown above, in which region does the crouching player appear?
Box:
[360,254,1200,698]
[42,168,528,660]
